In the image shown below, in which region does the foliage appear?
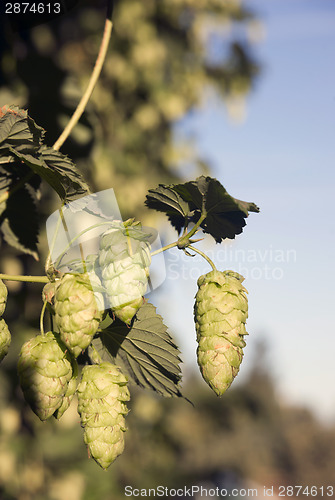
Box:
[145,176,260,241]
[91,302,183,398]
[0,0,260,215]
[0,0,264,489]
[0,102,259,471]
[1,348,335,500]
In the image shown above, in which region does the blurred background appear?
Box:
[0,0,335,498]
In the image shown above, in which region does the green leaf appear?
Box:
[176,176,260,242]
[0,106,89,204]
[145,176,259,242]
[8,147,90,203]
[38,147,90,202]
[0,165,12,196]
[91,302,184,398]
[0,185,39,259]
[0,105,44,155]
[145,184,191,233]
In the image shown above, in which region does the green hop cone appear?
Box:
[0,319,11,362]
[0,279,8,316]
[54,273,104,358]
[54,358,79,419]
[18,331,74,421]
[194,270,248,396]
[99,220,151,324]
[77,362,130,470]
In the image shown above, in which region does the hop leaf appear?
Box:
[0,279,8,316]
[99,220,151,324]
[77,362,130,469]
[0,319,11,362]
[145,176,259,242]
[194,270,248,396]
[54,273,104,358]
[17,331,74,421]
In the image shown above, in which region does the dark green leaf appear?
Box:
[39,147,90,202]
[0,105,44,154]
[8,147,90,203]
[145,184,191,233]
[146,176,259,242]
[0,185,39,259]
[178,176,260,242]
[91,302,184,398]
[0,166,12,197]
[0,106,88,211]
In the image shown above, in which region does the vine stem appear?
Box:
[0,274,49,284]
[52,0,114,151]
[151,212,207,257]
[151,241,178,257]
[187,245,216,271]
[177,212,207,248]
[53,220,113,269]
[45,205,65,275]
[151,240,216,271]
[40,300,48,336]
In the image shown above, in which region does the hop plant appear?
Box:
[0,278,8,316]
[17,331,74,421]
[0,319,11,362]
[98,220,151,324]
[194,270,248,396]
[54,273,104,358]
[42,281,59,305]
[77,362,130,470]
[54,358,79,419]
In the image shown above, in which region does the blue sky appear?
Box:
[151,0,335,422]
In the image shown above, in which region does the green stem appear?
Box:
[40,300,48,336]
[54,220,114,269]
[187,245,216,271]
[45,205,65,275]
[177,212,207,248]
[52,0,113,151]
[151,241,178,257]
[151,212,208,257]
[0,274,49,283]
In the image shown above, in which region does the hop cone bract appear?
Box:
[77,362,130,469]
[99,221,151,324]
[0,319,11,362]
[194,270,248,396]
[54,357,79,419]
[0,279,8,316]
[42,281,59,305]
[54,273,103,357]
[18,331,74,420]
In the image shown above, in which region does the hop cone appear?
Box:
[18,332,74,421]
[0,319,11,362]
[77,362,130,469]
[0,279,8,316]
[194,270,248,396]
[99,220,151,324]
[54,358,78,419]
[54,273,103,358]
